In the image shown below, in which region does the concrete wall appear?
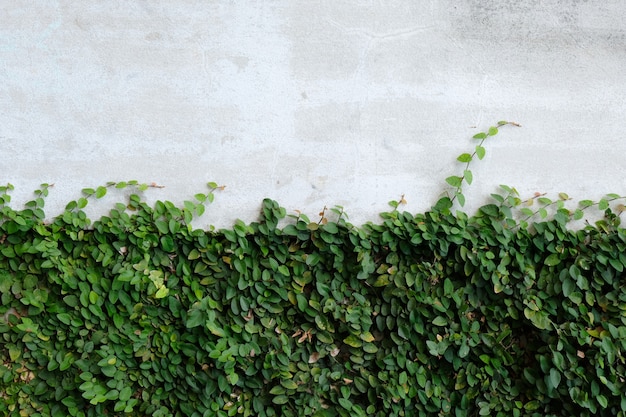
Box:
[1,1,625,228]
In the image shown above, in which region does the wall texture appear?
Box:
[1,1,625,228]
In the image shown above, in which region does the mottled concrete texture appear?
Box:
[1,1,625,227]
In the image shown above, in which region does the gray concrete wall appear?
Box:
[1,1,625,228]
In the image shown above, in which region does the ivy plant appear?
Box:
[2,124,626,417]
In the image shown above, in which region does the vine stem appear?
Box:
[448,121,521,206]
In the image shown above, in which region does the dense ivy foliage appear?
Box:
[2,189,626,417]
[2,126,626,416]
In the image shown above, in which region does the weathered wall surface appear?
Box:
[1,1,625,227]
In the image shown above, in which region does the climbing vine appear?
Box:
[2,123,626,417]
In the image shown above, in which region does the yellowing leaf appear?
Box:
[155,286,169,298]
[360,331,375,342]
[343,335,362,348]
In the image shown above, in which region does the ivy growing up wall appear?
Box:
[2,124,626,417]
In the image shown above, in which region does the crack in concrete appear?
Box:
[326,18,434,41]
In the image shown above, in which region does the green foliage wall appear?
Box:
[2,125,626,417]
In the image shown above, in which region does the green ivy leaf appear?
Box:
[281,379,298,390]
[272,395,289,405]
[549,368,561,389]
[459,343,470,358]
[161,236,175,252]
[446,176,462,188]
[338,398,352,410]
[119,386,132,402]
[456,192,466,207]
[432,316,447,326]
[185,309,204,328]
[363,343,378,353]
[433,197,452,213]
[228,372,239,386]
[95,186,107,199]
[269,386,285,395]
[568,291,583,304]
[464,170,473,185]
[523,308,551,330]
[89,291,98,304]
[475,146,486,160]
[544,254,561,266]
